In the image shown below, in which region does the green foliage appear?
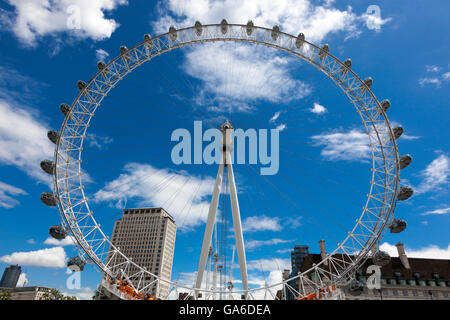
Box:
[0,290,12,300]
[39,288,77,300]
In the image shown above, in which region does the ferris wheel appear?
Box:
[39,20,414,300]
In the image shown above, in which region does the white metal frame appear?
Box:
[52,23,401,300]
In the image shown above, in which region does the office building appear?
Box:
[0,265,21,288]
[105,207,176,299]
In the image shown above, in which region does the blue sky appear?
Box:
[0,0,449,299]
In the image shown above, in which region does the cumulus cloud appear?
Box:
[269,111,281,123]
[275,123,287,132]
[426,65,441,73]
[310,129,370,161]
[361,11,391,32]
[0,99,54,184]
[380,242,450,260]
[0,246,67,268]
[419,77,441,87]
[3,0,128,46]
[242,215,282,232]
[415,154,449,194]
[44,236,76,246]
[152,0,367,43]
[183,43,311,112]
[309,102,327,114]
[94,163,215,229]
[0,181,27,208]
[63,287,94,300]
[421,207,450,216]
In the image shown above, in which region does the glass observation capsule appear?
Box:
[60,103,70,117]
[169,26,177,41]
[246,21,254,36]
[295,33,305,48]
[392,126,404,140]
[271,25,280,41]
[40,192,57,207]
[47,130,59,144]
[389,218,407,233]
[319,44,329,60]
[341,58,352,73]
[397,186,414,201]
[372,250,391,267]
[67,257,86,272]
[220,19,228,34]
[194,21,202,36]
[49,225,67,240]
[77,80,87,91]
[399,154,412,169]
[40,160,54,175]
[380,99,390,112]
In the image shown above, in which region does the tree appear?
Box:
[39,288,77,300]
[0,290,12,300]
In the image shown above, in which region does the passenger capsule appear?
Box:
[169,26,177,41]
[397,186,414,201]
[144,34,153,49]
[49,225,66,240]
[40,192,57,207]
[246,21,254,36]
[60,103,70,117]
[77,80,87,92]
[372,250,391,267]
[341,58,352,73]
[271,25,280,41]
[380,99,390,112]
[361,77,373,92]
[195,21,202,36]
[97,61,106,71]
[295,33,305,48]
[120,45,129,56]
[40,160,55,175]
[220,19,228,34]
[47,130,60,144]
[392,126,404,140]
[348,280,364,296]
[67,257,86,272]
[389,218,407,233]
[319,44,329,60]
[399,154,412,169]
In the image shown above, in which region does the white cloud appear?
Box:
[87,133,113,150]
[0,246,67,268]
[247,258,291,272]
[380,242,450,260]
[310,102,327,114]
[44,236,76,246]
[426,65,441,72]
[4,0,128,46]
[0,99,54,184]
[0,180,27,208]
[242,215,282,232]
[16,273,28,287]
[416,154,449,194]
[275,123,287,132]
[183,43,311,112]
[443,72,450,80]
[269,111,281,123]
[152,0,367,43]
[311,129,370,161]
[419,77,441,87]
[421,207,450,216]
[94,163,215,229]
[26,238,36,244]
[246,238,292,250]
[95,48,110,62]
